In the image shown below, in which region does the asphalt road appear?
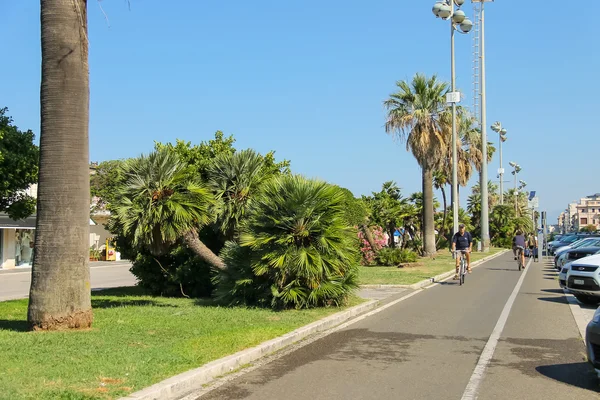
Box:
[194,253,600,400]
[0,261,136,301]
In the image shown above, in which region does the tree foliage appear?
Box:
[581,224,598,233]
[206,149,287,241]
[108,148,216,256]
[216,175,359,309]
[0,108,39,219]
[90,159,128,211]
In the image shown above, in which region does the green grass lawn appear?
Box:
[0,287,360,400]
[359,247,506,285]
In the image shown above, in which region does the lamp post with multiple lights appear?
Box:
[432,0,473,236]
[490,121,507,205]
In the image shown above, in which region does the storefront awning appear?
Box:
[0,214,37,229]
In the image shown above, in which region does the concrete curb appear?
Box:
[360,249,510,291]
[120,299,380,400]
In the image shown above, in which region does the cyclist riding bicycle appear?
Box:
[513,230,526,268]
[452,224,473,279]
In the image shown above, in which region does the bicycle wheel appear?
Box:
[460,257,465,286]
[518,250,522,271]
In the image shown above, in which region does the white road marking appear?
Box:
[461,257,533,400]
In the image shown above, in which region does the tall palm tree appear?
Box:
[384,73,449,255]
[108,149,226,270]
[433,170,449,244]
[206,149,272,241]
[28,0,92,331]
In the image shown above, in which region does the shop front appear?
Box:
[0,214,37,269]
[0,214,114,269]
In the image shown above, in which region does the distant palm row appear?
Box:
[382,73,533,253]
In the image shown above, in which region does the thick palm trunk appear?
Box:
[183,229,227,271]
[436,185,448,246]
[28,0,92,330]
[387,224,396,249]
[360,223,379,255]
[422,167,436,256]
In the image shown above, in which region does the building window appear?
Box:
[581,218,588,225]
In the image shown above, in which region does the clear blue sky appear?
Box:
[1,1,599,222]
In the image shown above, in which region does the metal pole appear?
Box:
[451,1,459,236]
[499,134,503,205]
[514,169,518,213]
[479,1,490,252]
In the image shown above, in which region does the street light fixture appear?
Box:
[431,0,473,237]
[509,162,522,212]
[491,121,507,205]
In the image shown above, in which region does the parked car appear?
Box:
[555,237,600,255]
[555,240,600,268]
[550,234,600,255]
[549,235,581,254]
[557,247,600,270]
[559,262,572,289]
[565,254,600,305]
[586,307,600,379]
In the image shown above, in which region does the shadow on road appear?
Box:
[541,288,567,294]
[537,296,569,304]
[0,319,28,332]
[536,362,600,392]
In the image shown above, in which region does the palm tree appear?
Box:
[218,175,359,309]
[206,149,272,241]
[504,189,529,218]
[384,74,449,255]
[467,192,482,230]
[458,110,496,175]
[28,0,93,331]
[108,149,226,270]
[433,170,449,245]
[471,181,500,210]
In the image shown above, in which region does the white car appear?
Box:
[555,238,600,257]
[554,238,600,269]
[559,262,573,289]
[565,254,600,305]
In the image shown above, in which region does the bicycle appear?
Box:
[454,250,468,286]
[516,246,524,271]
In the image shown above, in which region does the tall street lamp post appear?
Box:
[473,0,494,252]
[490,121,507,205]
[509,161,522,213]
[432,0,473,236]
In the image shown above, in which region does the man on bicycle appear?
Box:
[513,230,526,268]
[452,224,473,279]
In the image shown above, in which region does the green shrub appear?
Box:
[130,245,215,298]
[376,248,418,266]
[216,175,359,309]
